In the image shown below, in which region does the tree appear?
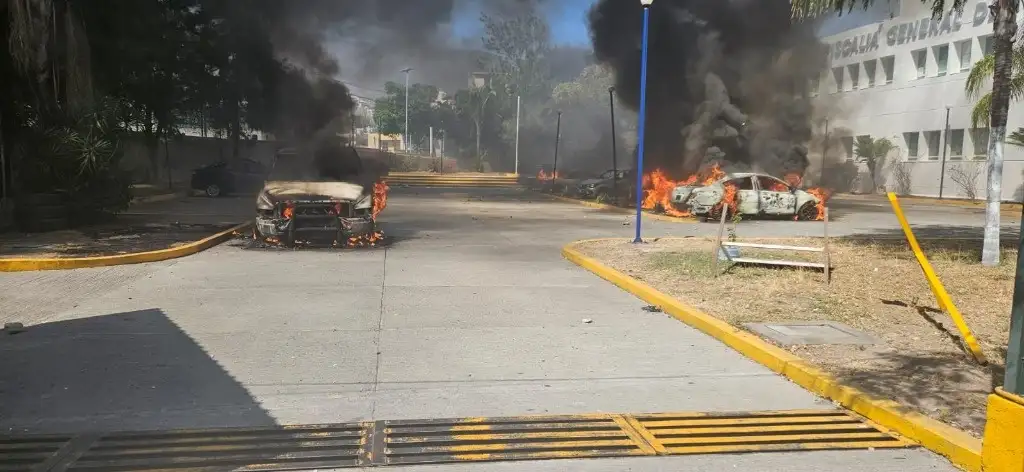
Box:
[792,0,1011,266]
[373,81,441,151]
[853,136,897,193]
[453,86,497,170]
[965,45,1024,128]
[1008,127,1024,147]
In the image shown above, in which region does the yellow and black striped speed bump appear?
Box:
[1,410,914,471]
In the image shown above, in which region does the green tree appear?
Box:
[373,82,441,151]
[453,87,497,169]
[792,0,1012,266]
[853,136,897,192]
[965,46,1024,128]
[1008,127,1024,147]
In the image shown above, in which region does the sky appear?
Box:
[451,0,594,46]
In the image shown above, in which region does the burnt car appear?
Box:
[191,158,268,197]
[670,172,822,221]
[254,144,386,246]
[576,169,635,201]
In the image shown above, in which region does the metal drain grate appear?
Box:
[9,409,913,471]
[0,435,72,472]
[64,423,368,471]
[375,414,651,466]
[632,410,910,455]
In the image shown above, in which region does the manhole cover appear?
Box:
[744,321,879,345]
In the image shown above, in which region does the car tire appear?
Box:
[205,184,222,198]
[797,201,819,221]
[707,203,731,223]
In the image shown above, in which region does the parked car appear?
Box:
[576,169,636,201]
[670,172,821,221]
[190,158,268,197]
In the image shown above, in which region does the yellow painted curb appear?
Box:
[562,239,983,472]
[982,388,1024,471]
[543,194,698,224]
[0,221,252,272]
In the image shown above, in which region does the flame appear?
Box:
[806,187,832,220]
[721,182,739,214]
[346,230,385,248]
[640,164,726,217]
[372,181,389,220]
[282,204,294,219]
[765,180,790,192]
[537,169,561,181]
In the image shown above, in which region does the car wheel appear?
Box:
[797,201,819,221]
[205,184,222,198]
[707,203,731,222]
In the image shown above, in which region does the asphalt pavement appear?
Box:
[0,188,997,471]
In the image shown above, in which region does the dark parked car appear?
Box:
[190,158,268,197]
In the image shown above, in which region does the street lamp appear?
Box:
[401,67,413,152]
[609,86,619,203]
[634,0,654,244]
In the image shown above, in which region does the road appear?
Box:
[0,188,1000,471]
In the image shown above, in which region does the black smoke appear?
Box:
[589,0,826,179]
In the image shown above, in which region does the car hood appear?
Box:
[261,180,365,202]
[579,178,604,186]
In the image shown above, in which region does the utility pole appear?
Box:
[515,95,521,175]
[938,106,951,199]
[1007,208,1024,394]
[552,111,562,181]
[821,118,830,186]
[609,86,619,201]
[429,126,434,158]
[401,67,413,152]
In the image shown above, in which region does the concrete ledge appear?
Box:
[0,222,251,272]
[982,388,1024,471]
[542,194,697,224]
[562,239,983,472]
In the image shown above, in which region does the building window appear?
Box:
[847,64,860,90]
[832,67,844,92]
[904,132,920,159]
[924,130,941,158]
[863,59,876,87]
[912,49,927,79]
[841,136,855,161]
[956,39,972,72]
[980,35,993,57]
[948,129,964,158]
[971,128,990,158]
[934,44,949,76]
[881,55,895,84]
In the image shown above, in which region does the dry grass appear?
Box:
[575,236,1016,437]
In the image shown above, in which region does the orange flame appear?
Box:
[806,187,832,220]
[784,172,803,188]
[640,164,726,217]
[537,169,561,181]
[346,230,385,248]
[721,182,739,214]
[372,181,389,220]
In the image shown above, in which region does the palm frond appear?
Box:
[971,93,992,128]
[1008,128,1024,148]
[965,54,996,100]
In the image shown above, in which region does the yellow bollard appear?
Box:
[887,193,988,365]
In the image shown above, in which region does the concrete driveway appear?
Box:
[0,188,984,471]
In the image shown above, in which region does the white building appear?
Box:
[815,0,1024,200]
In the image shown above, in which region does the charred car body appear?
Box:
[576,169,636,201]
[671,172,821,221]
[255,143,388,246]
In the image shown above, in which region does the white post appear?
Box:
[429,126,434,157]
[515,95,521,175]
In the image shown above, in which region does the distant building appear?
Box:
[368,133,405,152]
[469,72,491,89]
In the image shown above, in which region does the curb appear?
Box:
[0,221,251,272]
[130,190,190,206]
[541,193,698,224]
[562,239,983,472]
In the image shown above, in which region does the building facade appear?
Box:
[815,0,1024,200]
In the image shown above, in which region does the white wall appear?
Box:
[814,0,1024,200]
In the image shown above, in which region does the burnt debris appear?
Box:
[589,0,826,180]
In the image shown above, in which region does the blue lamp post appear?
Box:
[633,0,654,243]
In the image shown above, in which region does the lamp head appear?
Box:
[641,0,653,6]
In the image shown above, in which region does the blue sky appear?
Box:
[451,0,593,46]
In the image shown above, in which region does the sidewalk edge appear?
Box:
[562,239,983,472]
[0,222,251,272]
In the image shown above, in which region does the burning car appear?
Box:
[576,169,635,201]
[670,172,823,221]
[255,144,388,247]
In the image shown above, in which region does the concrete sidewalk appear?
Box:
[0,188,958,471]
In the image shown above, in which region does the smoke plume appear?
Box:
[589,0,827,179]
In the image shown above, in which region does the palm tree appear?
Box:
[1008,128,1024,148]
[791,0,1016,266]
[965,46,1024,128]
[853,136,897,193]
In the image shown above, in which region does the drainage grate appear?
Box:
[632,410,909,455]
[0,435,72,472]
[376,414,651,466]
[9,410,912,471]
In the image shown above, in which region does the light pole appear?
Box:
[401,67,413,152]
[552,110,562,184]
[634,0,654,244]
[515,95,521,175]
[938,105,951,199]
[609,86,619,203]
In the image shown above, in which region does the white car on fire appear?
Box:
[670,172,822,221]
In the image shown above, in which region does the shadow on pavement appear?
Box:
[840,225,1021,253]
[0,309,276,434]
